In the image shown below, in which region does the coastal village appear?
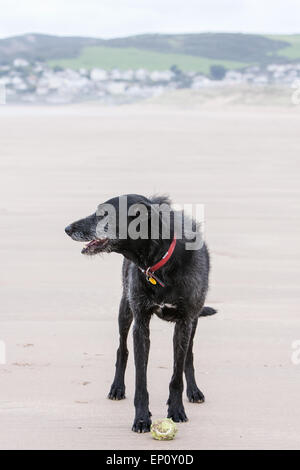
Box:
[1,58,300,104]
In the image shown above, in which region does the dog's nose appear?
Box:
[65,225,73,236]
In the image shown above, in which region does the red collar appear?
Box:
[140,236,177,287]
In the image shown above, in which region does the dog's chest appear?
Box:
[152,302,181,322]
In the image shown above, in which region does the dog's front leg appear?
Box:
[167,320,192,422]
[132,313,152,433]
[108,296,133,400]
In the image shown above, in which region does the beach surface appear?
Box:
[0,97,300,449]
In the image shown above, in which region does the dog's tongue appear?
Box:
[82,238,109,254]
[86,239,99,247]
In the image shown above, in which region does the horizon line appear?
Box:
[0,30,300,41]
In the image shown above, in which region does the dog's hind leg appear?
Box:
[184,318,205,403]
[108,296,133,400]
[167,320,192,422]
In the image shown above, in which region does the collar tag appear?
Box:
[145,270,165,287]
[139,237,176,288]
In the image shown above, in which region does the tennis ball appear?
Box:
[151,418,178,441]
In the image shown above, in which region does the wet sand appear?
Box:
[0,100,300,449]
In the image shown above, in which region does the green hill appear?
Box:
[48,46,246,73]
[267,34,300,60]
[1,32,300,75]
[0,33,103,63]
[105,33,288,63]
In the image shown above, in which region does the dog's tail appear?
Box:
[199,306,218,317]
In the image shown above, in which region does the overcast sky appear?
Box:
[1,0,300,39]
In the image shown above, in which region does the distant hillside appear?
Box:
[267,34,300,60]
[49,46,245,73]
[106,33,288,62]
[1,32,300,74]
[0,33,103,62]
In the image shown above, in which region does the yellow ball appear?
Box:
[151,418,178,440]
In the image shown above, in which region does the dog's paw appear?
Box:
[108,383,126,400]
[167,406,188,423]
[187,387,205,403]
[132,416,152,433]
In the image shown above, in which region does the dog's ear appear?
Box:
[149,194,172,206]
[146,197,174,240]
[127,201,150,219]
[125,195,173,240]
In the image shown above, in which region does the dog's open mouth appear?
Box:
[81,238,109,255]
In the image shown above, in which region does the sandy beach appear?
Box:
[0,97,300,449]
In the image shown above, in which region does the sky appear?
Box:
[1,0,300,39]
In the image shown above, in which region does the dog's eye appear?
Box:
[98,210,108,218]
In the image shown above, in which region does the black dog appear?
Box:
[65,194,216,432]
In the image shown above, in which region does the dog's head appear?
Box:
[65,194,172,257]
